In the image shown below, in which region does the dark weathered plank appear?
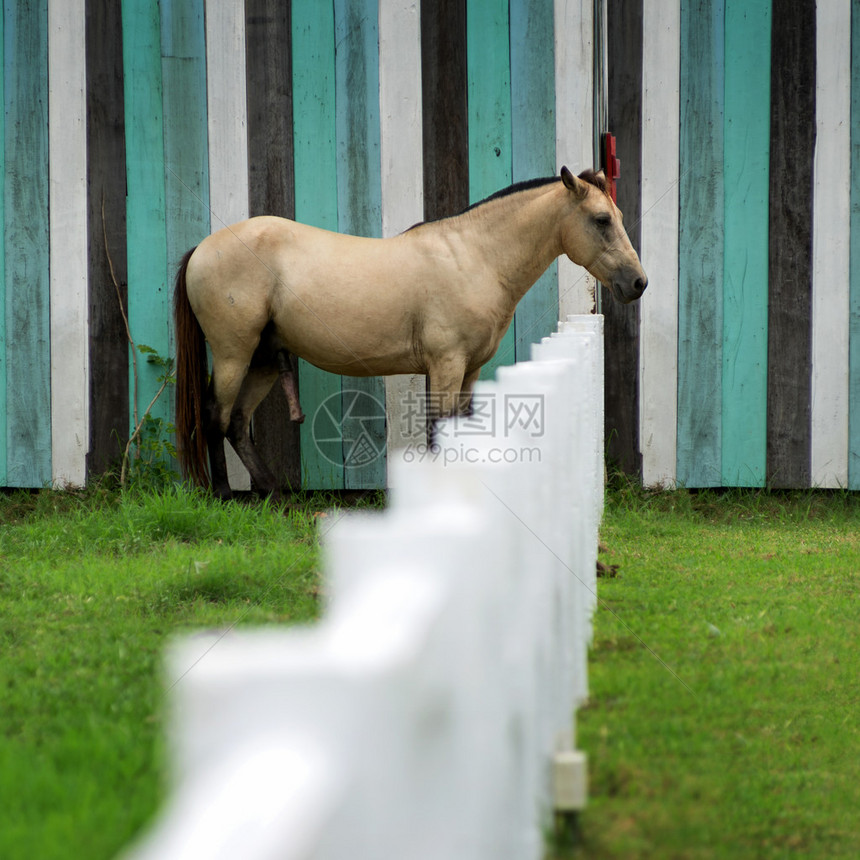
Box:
[603,0,642,476]
[86,0,129,476]
[245,0,302,491]
[766,0,814,488]
[421,0,469,223]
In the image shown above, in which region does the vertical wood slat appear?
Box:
[293,0,342,489]
[811,1,851,487]
[677,0,724,487]
[604,0,642,476]
[86,0,128,478]
[511,0,558,362]
[5,0,51,487]
[335,0,387,491]
[205,0,251,490]
[421,0,468,224]
[161,0,209,290]
[245,0,301,491]
[851,0,860,490]
[639,0,680,488]
[121,0,169,431]
[555,0,597,318]
[766,0,815,488]
[0,4,5,484]
[381,0,425,468]
[467,0,514,380]
[721,0,771,487]
[49,0,88,487]
[161,0,209,484]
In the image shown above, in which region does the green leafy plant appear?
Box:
[121,345,177,489]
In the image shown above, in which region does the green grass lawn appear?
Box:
[566,487,860,859]
[0,485,333,860]
[2,483,858,858]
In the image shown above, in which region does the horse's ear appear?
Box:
[561,165,588,200]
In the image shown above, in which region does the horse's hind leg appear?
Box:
[226,366,283,498]
[207,356,276,500]
[204,381,232,500]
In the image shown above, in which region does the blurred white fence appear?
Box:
[122,315,604,860]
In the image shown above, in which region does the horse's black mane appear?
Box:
[465,175,559,212]
[405,169,605,231]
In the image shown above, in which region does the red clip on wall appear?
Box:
[602,132,620,203]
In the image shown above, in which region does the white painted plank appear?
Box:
[811,2,851,487]
[205,0,251,490]
[555,0,597,317]
[49,0,89,487]
[205,0,249,231]
[379,0,426,479]
[639,0,680,488]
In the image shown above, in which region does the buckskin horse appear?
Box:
[173,166,647,498]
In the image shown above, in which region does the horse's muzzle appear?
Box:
[611,273,648,304]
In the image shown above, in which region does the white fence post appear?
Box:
[121,315,605,860]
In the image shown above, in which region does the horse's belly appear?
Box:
[278,317,422,377]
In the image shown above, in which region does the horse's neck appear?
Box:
[456,186,565,303]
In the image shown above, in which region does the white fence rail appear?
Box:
[122,315,605,860]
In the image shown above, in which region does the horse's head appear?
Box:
[558,166,647,304]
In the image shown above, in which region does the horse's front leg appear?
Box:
[425,356,470,446]
[457,367,481,415]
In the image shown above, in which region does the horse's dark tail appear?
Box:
[173,247,211,488]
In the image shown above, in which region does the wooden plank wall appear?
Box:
[632,0,860,489]
[0,0,596,490]
[7,0,858,492]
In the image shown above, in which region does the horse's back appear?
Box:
[184,216,430,376]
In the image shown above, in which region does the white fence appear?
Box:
[122,315,605,860]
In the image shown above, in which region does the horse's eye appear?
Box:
[594,215,612,230]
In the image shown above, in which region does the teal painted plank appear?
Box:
[122,0,169,431]
[161,0,209,266]
[161,0,210,375]
[510,0,558,362]
[722,0,771,487]
[467,0,513,379]
[850,0,860,489]
[293,0,343,489]
[4,0,51,487]
[335,0,386,490]
[677,0,724,487]
[0,4,5,485]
